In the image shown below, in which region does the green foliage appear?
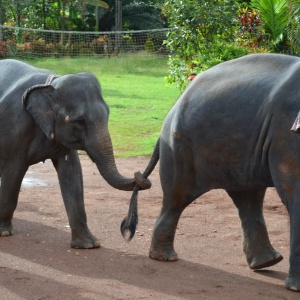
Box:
[99,0,166,31]
[286,1,300,55]
[191,40,250,70]
[251,0,289,48]
[0,1,164,33]
[163,0,242,90]
[82,0,109,9]
[26,56,178,157]
[144,38,155,52]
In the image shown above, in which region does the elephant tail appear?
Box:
[120,138,160,241]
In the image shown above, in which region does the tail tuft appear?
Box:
[120,138,160,241]
[120,217,137,241]
[120,185,139,241]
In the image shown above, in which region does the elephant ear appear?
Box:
[23,84,56,140]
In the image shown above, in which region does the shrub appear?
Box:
[91,36,107,55]
[164,0,240,91]
[237,7,265,48]
[144,38,155,53]
[0,41,8,58]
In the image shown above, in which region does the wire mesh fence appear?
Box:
[0,25,170,59]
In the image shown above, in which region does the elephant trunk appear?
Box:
[85,129,151,191]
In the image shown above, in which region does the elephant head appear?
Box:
[22,72,151,191]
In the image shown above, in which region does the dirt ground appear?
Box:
[0,154,298,300]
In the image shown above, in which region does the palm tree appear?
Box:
[251,0,289,46]
[287,1,300,54]
[250,0,300,54]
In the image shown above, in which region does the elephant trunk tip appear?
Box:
[135,172,151,190]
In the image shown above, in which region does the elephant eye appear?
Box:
[77,118,85,126]
[72,117,86,129]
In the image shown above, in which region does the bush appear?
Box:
[237,7,263,46]
[144,38,155,53]
[192,40,250,70]
[91,36,107,55]
[0,41,8,58]
[164,0,240,91]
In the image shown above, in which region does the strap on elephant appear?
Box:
[45,74,60,85]
[22,74,60,106]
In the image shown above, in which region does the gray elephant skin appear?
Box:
[0,59,150,249]
[122,53,300,291]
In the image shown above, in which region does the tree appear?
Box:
[0,0,8,41]
[2,0,164,33]
[98,0,166,31]
[164,0,247,90]
[115,0,122,48]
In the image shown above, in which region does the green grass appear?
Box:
[25,55,179,157]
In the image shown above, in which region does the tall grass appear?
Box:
[26,55,179,157]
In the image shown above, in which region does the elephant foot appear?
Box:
[248,251,283,270]
[0,223,13,237]
[149,249,178,262]
[0,230,13,237]
[70,230,100,249]
[71,238,100,249]
[285,275,300,292]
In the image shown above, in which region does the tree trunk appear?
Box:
[115,0,122,50]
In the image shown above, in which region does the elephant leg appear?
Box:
[52,151,100,249]
[149,200,184,262]
[149,146,201,262]
[0,160,28,236]
[227,188,282,269]
[281,191,300,291]
[269,155,300,291]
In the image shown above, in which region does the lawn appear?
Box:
[25,55,179,157]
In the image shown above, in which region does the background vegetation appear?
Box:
[2,0,300,91]
[26,56,178,157]
[0,0,165,32]
[2,0,300,156]
[164,0,300,90]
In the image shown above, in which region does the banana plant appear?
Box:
[81,0,109,30]
[81,0,109,9]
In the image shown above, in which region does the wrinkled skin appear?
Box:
[0,59,150,249]
[124,53,300,291]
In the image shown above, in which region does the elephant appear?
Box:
[121,53,300,291]
[0,59,151,249]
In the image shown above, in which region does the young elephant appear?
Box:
[122,53,300,291]
[0,59,150,249]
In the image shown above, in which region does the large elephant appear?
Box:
[0,59,150,249]
[122,53,300,291]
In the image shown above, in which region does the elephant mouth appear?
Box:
[56,139,83,151]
